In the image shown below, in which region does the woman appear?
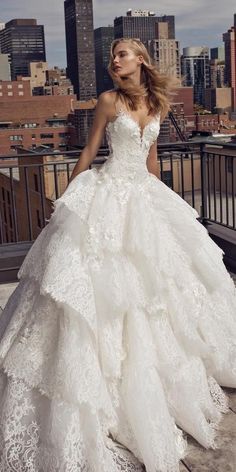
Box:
[0,38,235,472]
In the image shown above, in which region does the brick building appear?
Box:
[0,92,77,155]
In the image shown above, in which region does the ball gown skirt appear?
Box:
[0,109,236,472]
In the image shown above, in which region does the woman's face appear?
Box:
[112,42,142,78]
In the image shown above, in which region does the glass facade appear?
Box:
[0,20,46,80]
[181,47,210,106]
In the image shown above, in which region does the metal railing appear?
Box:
[0,140,235,248]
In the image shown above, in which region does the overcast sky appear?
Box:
[1,0,235,67]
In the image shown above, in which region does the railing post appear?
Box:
[200,142,207,223]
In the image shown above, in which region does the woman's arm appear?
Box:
[146,139,159,178]
[68,92,112,185]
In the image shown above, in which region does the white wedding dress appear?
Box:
[0,106,236,472]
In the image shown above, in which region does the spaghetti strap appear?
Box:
[114,92,124,115]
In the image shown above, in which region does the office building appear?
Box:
[148,22,180,77]
[114,9,175,48]
[205,87,232,114]
[94,26,114,95]
[209,46,225,88]
[211,46,225,62]
[0,19,46,80]
[64,0,97,100]
[156,15,175,40]
[181,46,210,106]
[223,14,236,109]
[210,60,225,88]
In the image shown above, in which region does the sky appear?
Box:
[0,0,236,67]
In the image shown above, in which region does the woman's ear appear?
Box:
[137,55,144,65]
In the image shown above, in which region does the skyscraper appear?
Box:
[156,15,175,40]
[210,47,225,89]
[94,26,114,95]
[0,19,46,80]
[223,14,236,109]
[64,0,96,100]
[181,47,210,106]
[211,46,225,62]
[114,10,158,43]
[148,21,180,78]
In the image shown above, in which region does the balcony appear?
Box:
[0,141,236,470]
[0,139,235,282]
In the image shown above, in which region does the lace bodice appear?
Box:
[102,108,161,179]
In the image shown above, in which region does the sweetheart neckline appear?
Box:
[106,108,160,141]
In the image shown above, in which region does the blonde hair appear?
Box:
[108,38,181,122]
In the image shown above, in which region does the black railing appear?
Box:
[0,140,235,248]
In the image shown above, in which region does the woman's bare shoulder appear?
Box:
[97,89,118,107]
[96,90,118,120]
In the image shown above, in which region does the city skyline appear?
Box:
[0,0,236,67]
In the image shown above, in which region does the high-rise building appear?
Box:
[209,46,225,88]
[64,0,97,100]
[223,14,236,109]
[181,47,210,106]
[148,21,180,77]
[209,60,225,88]
[204,87,232,114]
[211,46,225,62]
[114,10,175,48]
[94,26,114,95]
[156,15,175,40]
[0,19,46,80]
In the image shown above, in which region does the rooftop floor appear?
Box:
[0,273,236,472]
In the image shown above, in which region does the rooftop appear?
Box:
[0,273,236,471]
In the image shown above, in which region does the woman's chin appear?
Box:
[114,71,123,77]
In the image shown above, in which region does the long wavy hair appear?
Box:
[108,38,181,122]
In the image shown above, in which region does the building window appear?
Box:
[0,92,2,97]
[34,174,39,192]
[18,84,23,89]
[18,92,24,96]
[8,92,13,96]
[40,133,54,139]
[10,135,23,141]
[7,84,12,89]
[36,209,42,228]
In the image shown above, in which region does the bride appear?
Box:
[0,37,236,472]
